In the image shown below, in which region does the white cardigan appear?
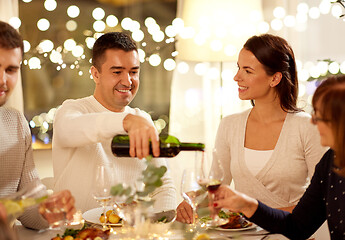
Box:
[214,109,328,208]
[52,96,176,212]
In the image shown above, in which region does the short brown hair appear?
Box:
[244,34,300,112]
[0,21,23,55]
[92,32,137,71]
[312,75,345,177]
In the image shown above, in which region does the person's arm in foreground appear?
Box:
[213,151,329,240]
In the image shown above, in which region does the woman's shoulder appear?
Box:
[288,111,311,121]
[221,109,251,123]
[287,111,314,126]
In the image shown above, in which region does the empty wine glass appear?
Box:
[91,163,114,229]
[181,168,207,225]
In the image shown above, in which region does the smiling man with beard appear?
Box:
[52,32,176,212]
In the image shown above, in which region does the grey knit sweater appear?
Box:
[0,107,48,230]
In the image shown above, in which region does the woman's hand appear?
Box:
[176,200,194,224]
[212,185,259,218]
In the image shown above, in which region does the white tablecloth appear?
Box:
[15,222,289,240]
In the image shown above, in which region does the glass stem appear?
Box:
[102,204,107,229]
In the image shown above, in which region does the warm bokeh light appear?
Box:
[331,4,343,18]
[85,37,95,49]
[316,61,329,75]
[165,25,177,37]
[67,5,80,18]
[23,40,31,53]
[64,39,77,51]
[44,0,57,11]
[319,0,331,14]
[309,7,321,19]
[163,58,176,71]
[66,20,77,31]
[9,17,21,29]
[270,19,283,31]
[28,57,41,69]
[298,69,310,82]
[297,3,309,14]
[106,15,118,27]
[194,63,207,76]
[37,18,50,31]
[121,17,133,30]
[177,61,189,74]
[298,83,306,97]
[284,15,296,27]
[152,31,165,42]
[257,21,269,33]
[72,45,84,57]
[138,49,145,63]
[329,62,340,74]
[49,50,62,63]
[148,54,161,66]
[273,7,286,19]
[93,20,106,32]
[132,30,144,42]
[224,44,237,57]
[92,7,105,20]
[145,17,156,28]
[38,39,54,53]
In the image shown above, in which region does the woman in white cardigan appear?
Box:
[176,34,327,224]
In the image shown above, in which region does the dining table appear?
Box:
[14,220,289,240]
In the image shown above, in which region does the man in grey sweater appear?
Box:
[0,20,75,230]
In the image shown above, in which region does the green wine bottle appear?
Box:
[111,135,205,157]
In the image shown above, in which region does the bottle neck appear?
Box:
[179,142,205,151]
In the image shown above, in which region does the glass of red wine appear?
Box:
[204,149,227,227]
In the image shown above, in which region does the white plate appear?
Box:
[83,206,122,227]
[213,224,257,232]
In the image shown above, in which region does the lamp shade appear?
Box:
[176,0,263,62]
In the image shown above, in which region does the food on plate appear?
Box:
[99,210,121,224]
[199,210,253,229]
[51,225,110,240]
[219,212,253,229]
[76,228,110,239]
[194,233,211,240]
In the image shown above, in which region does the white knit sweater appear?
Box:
[0,107,48,230]
[214,109,328,208]
[52,96,177,212]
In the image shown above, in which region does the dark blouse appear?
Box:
[249,149,345,240]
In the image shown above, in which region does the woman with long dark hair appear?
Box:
[212,75,345,239]
[177,34,327,223]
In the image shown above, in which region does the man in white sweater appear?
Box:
[52,32,177,212]
[0,20,75,230]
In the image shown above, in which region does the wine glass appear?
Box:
[180,168,207,225]
[204,148,226,227]
[91,163,114,229]
[1,182,47,227]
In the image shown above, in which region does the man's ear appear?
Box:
[91,66,100,84]
[270,72,282,87]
